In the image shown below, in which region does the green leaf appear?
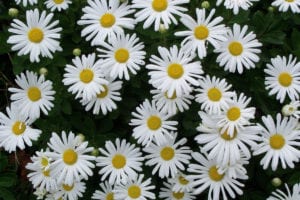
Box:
[260,31,286,45]
[0,176,15,187]
[0,187,15,200]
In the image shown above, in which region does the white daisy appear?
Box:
[0,105,41,153]
[52,179,86,200]
[114,174,156,200]
[214,23,262,74]
[195,75,235,115]
[264,54,300,103]
[96,138,144,185]
[253,114,300,171]
[217,0,259,15]
[159,181,196,200]
[143,132,192,178]
[147,45,203,98]
[282,101,300,118]
[14,0,37,6]
[151,89,194,115]
[45,0,72,12]
[187,152,244,199]
[7,9,62,63]
[132,0,189,31]
[216,92,256,137]
[33,187,47,200]
[92,181,114,200]
[272,0,300,13]
[267,183,300,200]
[130,99,178,146]
[196,111,260,167]
[46,131,95,185]
[80,77,122,115]
[168,172,194,192]
[97,32,146,80]
[77,0,135,46]
[8,71,55,120]
[62,53,108,101]
[175,8,228,59]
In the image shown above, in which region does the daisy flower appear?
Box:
[267,183,300,200]
[130,99,178,146]
[272,0,300,13]
[14,0,37,7]
[151,89,194,115]
[282,101,300,118]
[217,0,259,15]
[97,32,146,80]
[132,0,189,31]
[26,149,57,191]
[77,0,135,46]
[46,131,95,185]
[92,181,114,200]
[9,71,55,120]
[264,54,300,103]
[52,179,86,200]
[187,152,244,199]
[0,105,41,153]
[216,92,256,137]
[196,111,260,166]
[62,53,108,101]
[168,172,194,192]
[80,77,122,115]
[214,23,262,74]
[159,181,196,200]
[175,8,228,59]
[147,45,203,98]
[96,138,144,185]
[114,174,156,200]
[45,0,72,12]
[195,75,235,115]
[7,9,62,63]
[143,132,192,178]
[33,188,47,200]
[253,114,300,171]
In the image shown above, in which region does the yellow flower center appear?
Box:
[53,0,64,4]
[63,149,78,165]
[285,0,294,2]
[100,13,116,28]
[128,185,141,199]
[172,191,184,199]
[147,115,162,130]
[97,85,109,98]
[178,176,189,185]
[62,184,74,191]
[112,154,126,169]
[209,165,224,181]
[152,0,168,12]
[278,72,292,87]
[227,107,241,121]
[41,157,49,167]
[194,25,209,40]
[42,169,50,177]
[228,41,243,56]
[27,87,41,102]
[28,28,44,43]
[106,193,114,200]
[207,87,222,102]
[160,146,175,161]
[221,128,237,141]
[270,134,285,149]
[12,121,26,135]
[167,63,184,79]
[114,48,129,63]
[80,69,94,83]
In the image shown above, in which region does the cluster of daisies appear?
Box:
[2,0,300,199]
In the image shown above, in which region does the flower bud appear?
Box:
[282,104,295,117]
[271,177,282,187]
[8,8,19,17]
[72,48,81,56]
[159,24,167,34]
[268,6,275,12]
[201,1,210,9]
[39,67,48,76]
[91,148,99,156]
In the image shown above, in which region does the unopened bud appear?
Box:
[72,48,81,56]
[201,1,210,9]
[271,177,282,187]
[8,8,19,17]
[159,24,167,34]
[91,148,99,156]
[268,6,275,12]
[76,133,85,145]
[282,104,295,117]
[39,67,48,76]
